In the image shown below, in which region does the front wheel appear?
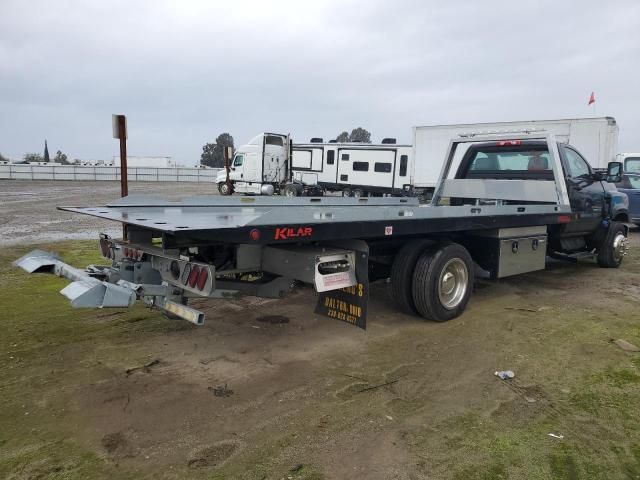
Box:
[597,221,628,268]
[411,243,473,322]
[218,182,233,195]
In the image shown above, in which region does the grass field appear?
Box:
[2,239,640,479]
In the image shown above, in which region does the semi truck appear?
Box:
[15,131,630,330]
[216,133,291,196]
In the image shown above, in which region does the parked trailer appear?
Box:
[289,140,412,197]
[15,133,629,330]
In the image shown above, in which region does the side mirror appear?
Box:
[606,161,623,183]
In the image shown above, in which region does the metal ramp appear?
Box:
[13,250,135,308]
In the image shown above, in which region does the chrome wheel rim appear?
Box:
[353,190,362,198]
[613,233,628,263]
[220,183,229,195]
[438,258,469,310]
[285,188,296,197]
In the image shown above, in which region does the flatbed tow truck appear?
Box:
[15,133,630,329]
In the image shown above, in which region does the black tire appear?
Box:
[352,188,366,198]
[390,239,435,315]
[411,243,473,322]
[597,221,627,268]
[342,188,352,197]
[283,184,300,197]
[218,182,233,195]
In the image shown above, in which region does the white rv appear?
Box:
[289,139,412,197]
[412,117,619,192]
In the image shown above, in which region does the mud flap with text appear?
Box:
[315,242,368,330]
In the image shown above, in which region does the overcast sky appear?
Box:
[1,0,639,165]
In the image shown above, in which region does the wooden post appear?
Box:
[113,114,128,238]
[116,115,128,197]
[224,145,232,191]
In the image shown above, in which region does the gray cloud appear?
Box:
[1,0,639,164]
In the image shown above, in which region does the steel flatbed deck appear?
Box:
[60,194,572,246]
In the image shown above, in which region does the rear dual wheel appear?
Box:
[391,241,473,322]
[390,239,434,315]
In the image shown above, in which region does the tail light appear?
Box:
[196,268,208,290]
[122,247,144,261]
[188,265,201,288]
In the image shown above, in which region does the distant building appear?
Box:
[111,156,182,168]
[27,162,62,166]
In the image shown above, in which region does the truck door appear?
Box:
[229,154,245,181]
[243,152,259,182]
[560,145,605,234]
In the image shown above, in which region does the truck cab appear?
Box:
[452,139,629,253]
[617,153,640,174]
[217,133,289,195]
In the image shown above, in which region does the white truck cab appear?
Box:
[217,133,290,195]
[616,153,640,173]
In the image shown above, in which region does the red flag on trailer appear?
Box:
[588,92,595,105]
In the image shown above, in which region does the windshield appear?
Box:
[469,148,551,172]
[627,175,640,189]
[624,157,640,173]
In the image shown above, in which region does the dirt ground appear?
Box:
[2,181,640,479]
[0,180,217,246]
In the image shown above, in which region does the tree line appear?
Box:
[1,140,72,164]
[1,127,373,167]
[199,127,372,167]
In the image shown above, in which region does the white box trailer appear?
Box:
[291,140,412,197]
[412,117,619,190]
